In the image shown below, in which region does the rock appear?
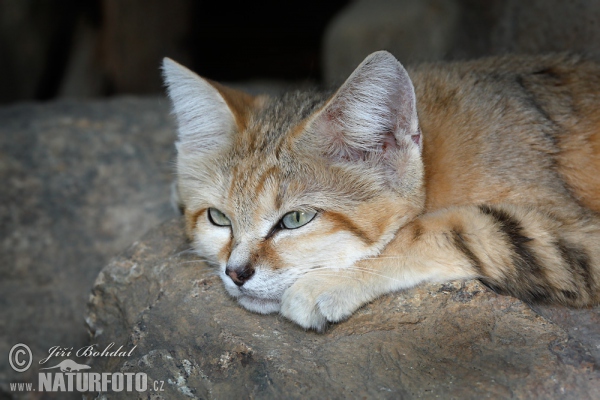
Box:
[323,0,600,84]
[85,218,600,399]
[322,0,461,83]
[489,0,600,56]
[0,98,177,398]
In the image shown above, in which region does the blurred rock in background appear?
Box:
[323,0,462,83]
[0,98,177,399]
[324,0,600,83]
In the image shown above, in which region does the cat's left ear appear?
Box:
[307,51,421,160]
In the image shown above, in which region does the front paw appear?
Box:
[280,277,360,332]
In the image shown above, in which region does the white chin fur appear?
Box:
[237,295,281,314]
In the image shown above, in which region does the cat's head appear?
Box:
[162,51,424,314]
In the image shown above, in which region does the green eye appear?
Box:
[208,208,231,227]
[281,210,317,229]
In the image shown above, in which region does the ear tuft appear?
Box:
[308,51,420,161]
[162,58,236,155]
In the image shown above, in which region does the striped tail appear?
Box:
[411,203,600,307]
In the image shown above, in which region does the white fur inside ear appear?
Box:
[162,58,235,155]
[311,51,420,159]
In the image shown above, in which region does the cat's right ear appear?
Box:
[162,58,238,156]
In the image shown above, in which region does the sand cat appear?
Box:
[162,51,600,331]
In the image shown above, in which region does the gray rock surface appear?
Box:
[0,98,177,398]
[86,218,600,399]
[323,0,461,83]
[323,0,600,84]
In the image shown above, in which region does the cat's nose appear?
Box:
[225,264,255,286]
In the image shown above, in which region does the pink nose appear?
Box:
[225,265,255,286]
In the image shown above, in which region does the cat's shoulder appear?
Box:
[409,53,597,76]
[408,53,600,94]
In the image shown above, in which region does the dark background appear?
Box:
[3,0,600,105]
[0,0,349,104]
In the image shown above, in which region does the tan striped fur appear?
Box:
[163,52,600,331]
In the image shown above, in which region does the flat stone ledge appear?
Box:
[85,217,600,399]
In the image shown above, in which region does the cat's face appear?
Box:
[164,51,424,313]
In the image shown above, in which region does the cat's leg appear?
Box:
[281,204,600,331]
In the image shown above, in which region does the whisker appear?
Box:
[301,272,362,281]
[360,255,413,261]
[295,254,418,269]
[173,247,199,257]
[310,271,402,283]
[304,265,407,283]
[171,259,211,266]
[294,255,411,272]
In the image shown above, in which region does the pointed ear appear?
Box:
[162,58,256,156]
[307,51,420,161]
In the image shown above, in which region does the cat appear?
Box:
[162,51,600,331]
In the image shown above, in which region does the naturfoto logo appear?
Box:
[7,343,164,394]
[38,366,148,393]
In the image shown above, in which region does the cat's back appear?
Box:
[409,54,600,213]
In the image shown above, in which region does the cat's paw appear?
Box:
[280,277,361,332]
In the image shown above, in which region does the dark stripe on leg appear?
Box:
[478,205,553,303]
[450,225,507,294]
[451,229,484,276]
[557,239,594,298]
[478,279,508,295]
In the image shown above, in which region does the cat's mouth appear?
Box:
[219,269,290,315]
[237,294,281,315]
